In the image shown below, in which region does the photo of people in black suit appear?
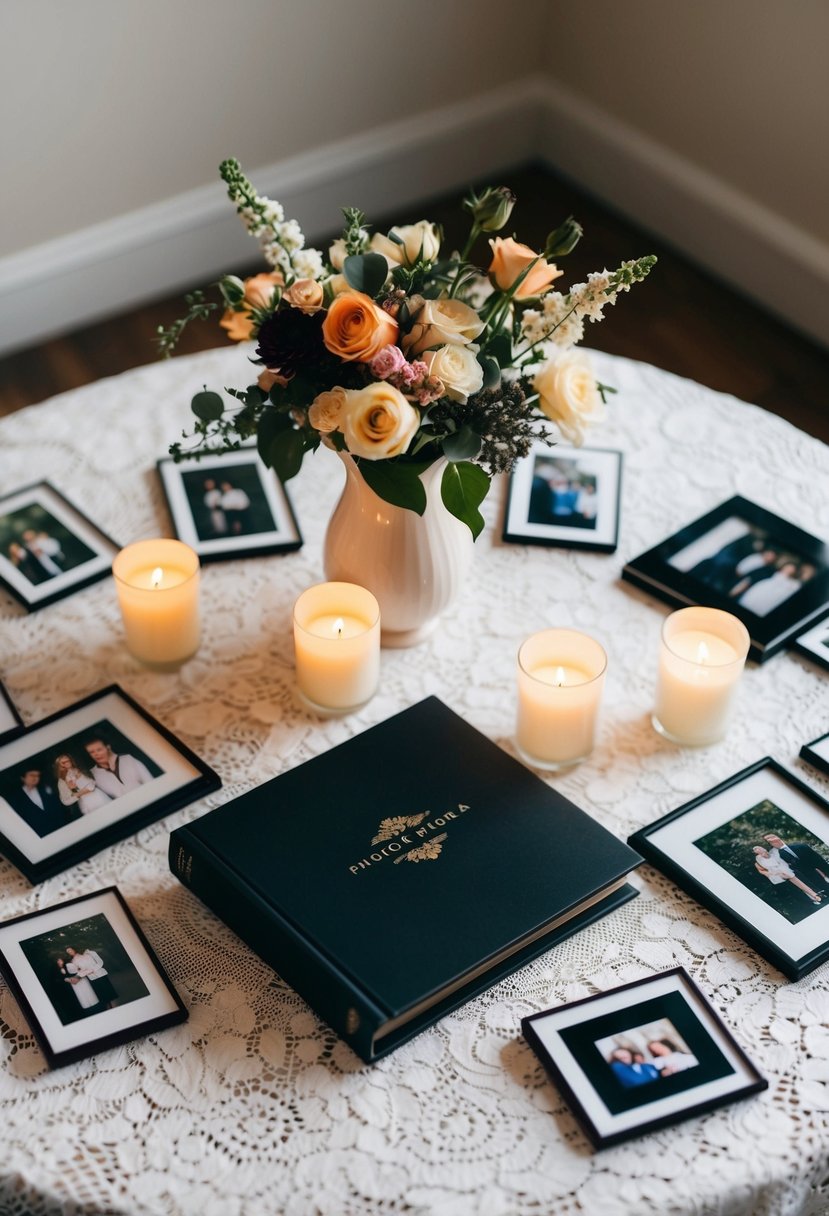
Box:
[528,455,599,530]
[0,503,96,587]
[694,799,829,925]
[668,516,821,617]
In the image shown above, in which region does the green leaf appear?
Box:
[265,428,306,482]
[441,425,481,463]
[191,390,224,422]
[356,458,430,514]
[477,354,501,390]
[343,252,389,297]
[486,331,512,366]
[441,461,490,540]
[256,406,291,463]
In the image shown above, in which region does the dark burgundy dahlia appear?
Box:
[255,309,331,376]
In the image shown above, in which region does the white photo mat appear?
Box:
[0,889,181,1056]
[504,443,621,548]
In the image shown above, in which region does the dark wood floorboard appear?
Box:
[1,164,827,443]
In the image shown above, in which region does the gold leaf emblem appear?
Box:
[371,812,427,844]
[395,832,448,864]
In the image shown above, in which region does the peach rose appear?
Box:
[322,290,398,362]
[533,349,603,444]
[257,369,290,393]
[283,278,324,314]
[219,271,283,342]
[309,387,348,434]
[488,237,562,299]
[341,382,420,459]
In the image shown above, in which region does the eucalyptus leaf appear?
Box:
[442,426,481,463]
[440,461,490,540]
[265,428,306,482]
[343,252,389,298]
[191,390,224,422]
[477,354,501,390]
[487,331,512,366]
[357,458,430,515]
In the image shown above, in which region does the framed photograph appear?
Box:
[0,481,119,611]
[629,758,829,979]
[502,443,622,552]
[621,495,829,662]
[0,680,24,745]
[801,731,829,778]
[0,685,220,884]
[522,967,766,1150]
[0,886,187,1068]
[157,447,302,562]
[793,614,829,672]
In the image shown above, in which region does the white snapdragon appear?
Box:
[277,219,304,254]
[520,293,585,350]
[293,248,325,281]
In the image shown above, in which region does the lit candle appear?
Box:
[653,607,750,746]
[293,582,381,713]
[516,629,607,770]
[112,539,200,668]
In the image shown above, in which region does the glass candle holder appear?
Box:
[516,628,607,770]
[652,606,750,746]
[293,582,381,715]
[112,539,200,669]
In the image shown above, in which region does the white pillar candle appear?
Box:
[653,606,750,746]
[112,539,200,668]
[516,629,607,770]
[294,582,381,714]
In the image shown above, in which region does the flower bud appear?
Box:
[545,217,583,258]
[464,186,516,233]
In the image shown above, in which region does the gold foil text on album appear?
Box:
[349,804,471,874]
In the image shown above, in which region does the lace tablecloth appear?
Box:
[0,347,827,1216]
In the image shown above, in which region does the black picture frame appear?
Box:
[0,680,24,745]
[792,614,829,672]
[0,480,119,611]
[629,758,829,979]
[621,495,829,662]
[0,886,187,1068]
[522,967,766,1150]
[801,731,829,778]
[157,446,303,563]
[502,442,622,553]
[0,684,221,884]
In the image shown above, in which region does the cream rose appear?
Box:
[421,345,483,404]
[370,220,440,267]
[488,237,562,299]
[404,296,485,356]
[533,350,603,444]
[341,382,420,459]
[283,278,324,313]
[308,387,348,434]
[328,238,347,271]
[322,290,399,362]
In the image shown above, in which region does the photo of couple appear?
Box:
[599,1018,699,1091]
[0,502,95,588]
[528,455,599,530]
[182,463,277,542]
[20,910,149,1028]
[0,721,163,839]
[668,516,820,617]
[694,799,829,925]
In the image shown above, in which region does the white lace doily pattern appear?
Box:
[0,347,827,1216]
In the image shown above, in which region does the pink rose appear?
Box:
[369,345,407,379]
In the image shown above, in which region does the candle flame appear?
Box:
[333,617,344,638]
[696,641,710,665]
[555,665,566,687]
[150,567,164,589]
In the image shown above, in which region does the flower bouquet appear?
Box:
[161,158,655,539]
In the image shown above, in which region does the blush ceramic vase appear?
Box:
[323,452,475,647]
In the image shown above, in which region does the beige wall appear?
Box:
[0,0,547,258]
[545,0,829,248]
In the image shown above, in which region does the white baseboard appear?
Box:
[0,79,541,357]
[535,76,829,351]
[2,72,829,356]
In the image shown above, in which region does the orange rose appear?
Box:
[488,237,562,299]
[322,290,398,362]
[220,271,283,342]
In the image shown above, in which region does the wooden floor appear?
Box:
[1,164,828,443]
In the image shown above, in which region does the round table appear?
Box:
[0,347,827,1216]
